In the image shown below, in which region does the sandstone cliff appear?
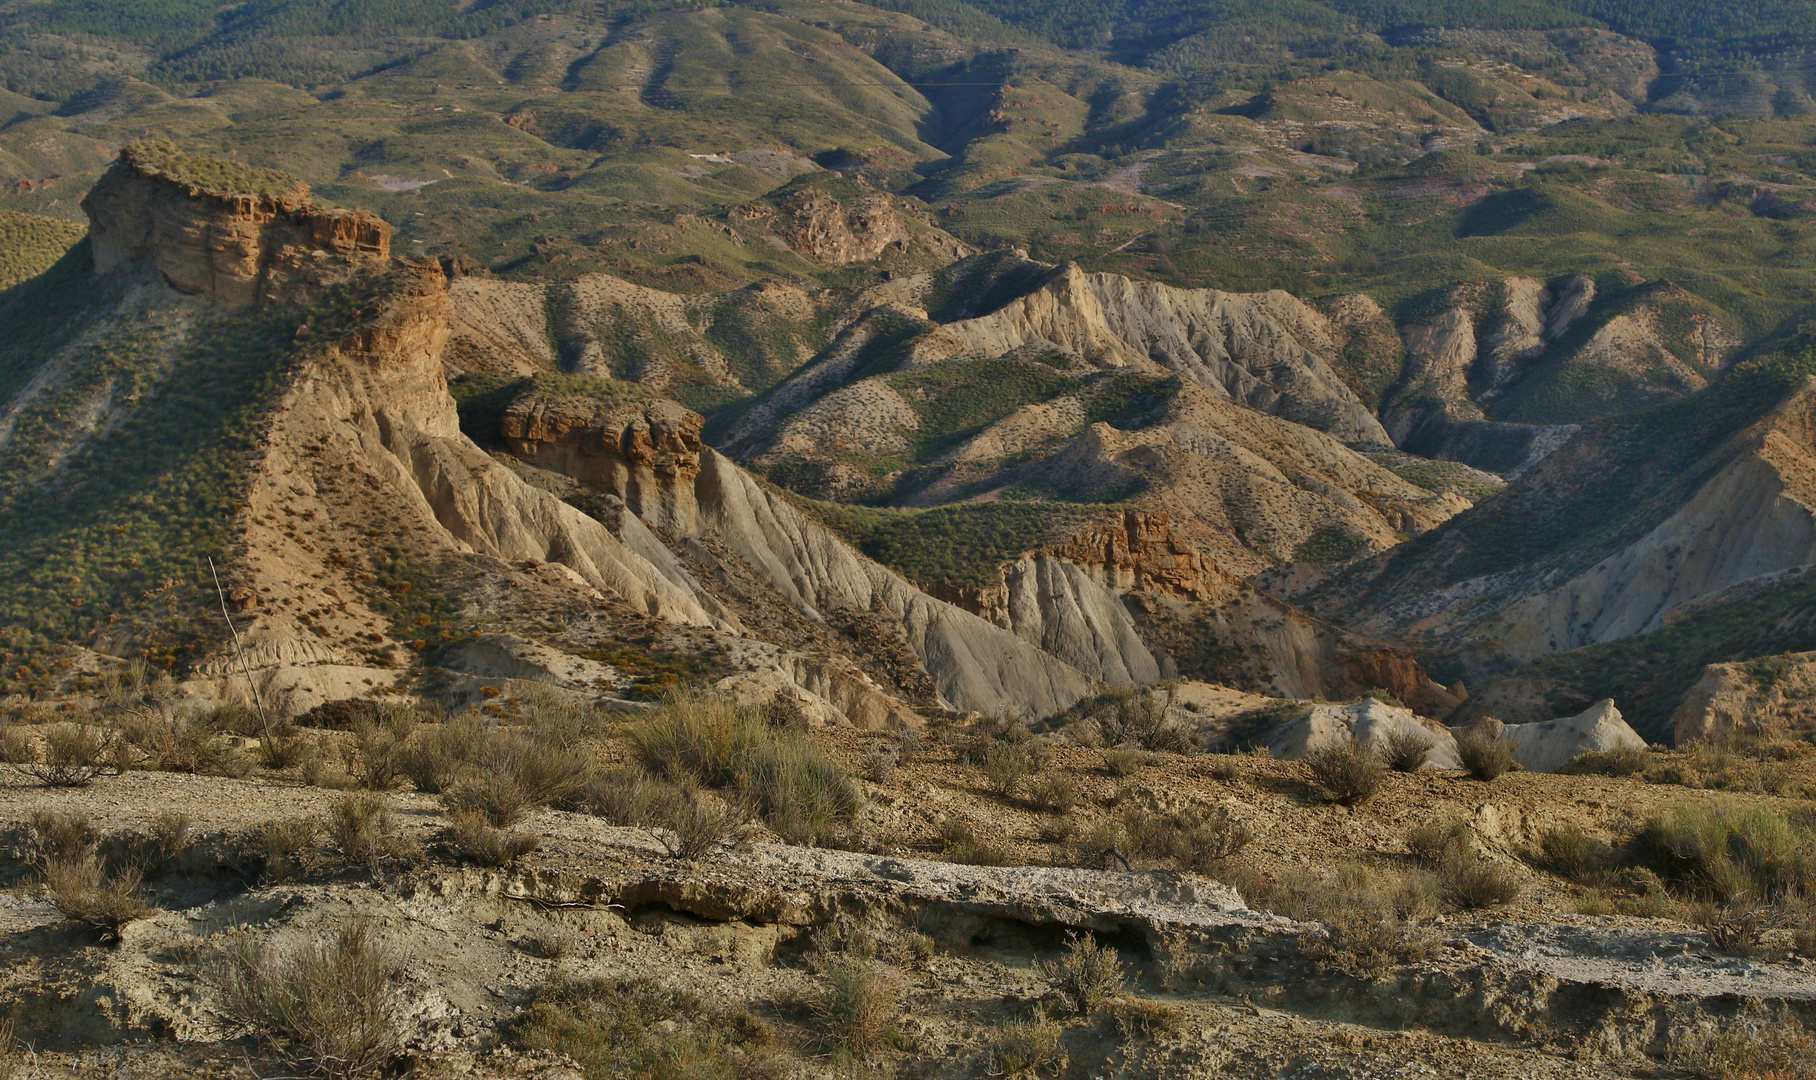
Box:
[82,141,388,307]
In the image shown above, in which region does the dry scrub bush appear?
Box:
[250,819,321,883]
[1697,902,1768,956]
[0,722,29,766]
[1406,817,1473,866]
[446,811,539,867]
[1559,746,1649,777]
[1675,1019,1816,1080]
[1538,823,1611,881]
[814,959,905,1058]
[1638,801,1816,902]
[979,741,1035,799]
[1119,805,1253,874]
[861,743,898,784]
[512,975,781,1080]
[398,718,484,794]
[942,818,1010,866]
[42,853,154,942]
[1106,997,1184,1038]
[1028,773,1079,814]
[985,1013,1068,1078]
[1300,907,1439,981]
[1038,934,1126,1016]
[1381,728,1432,773]
[327,795,411,866]
[633,693,858,845]
[1456,729,1516,781]
[1438,852,1523,909]
[208,920,404,1079]
[349,707,418,791]
[28,810,97,862]
[1079,684,1193,753]
[22,723,115,787]
[119,811,191,876]
[0,1014,16,1080]
[118,712,253,778]
[1101,747,1147,778]
[1305,743,1385,806]
[440,724,596,828]
[641,781,751,860]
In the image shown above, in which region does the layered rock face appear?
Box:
[1671,651,1816,744]
[82,142,389,306]
[1492,700,1647,772]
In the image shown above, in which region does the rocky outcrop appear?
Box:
[1492,699,1647,772]
[1670,651,1816,745]
[83,141,388,306]
[775,185,909,264]
[1265,698,1462,769]
[500,389,704,535]
[1382,306,1484,451]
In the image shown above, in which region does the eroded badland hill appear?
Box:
[5,0,1816,1076]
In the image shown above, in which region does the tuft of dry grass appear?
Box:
[632,692,857,845]
[1438,850,1523,909]
[1100,747,1146,778]
[1027,772,1079,814]
[250,818,321,884]
[1381,728,1433,773]
[22,724,115,787]
[1299,906,1439,981]
[512,975,782,1079]
[941,818,1010,866]
[206,920,404,1080]
[813,958,904,1059]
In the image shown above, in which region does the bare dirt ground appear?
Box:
[2,715,1814,1079]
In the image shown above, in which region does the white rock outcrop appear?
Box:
[1496,699,1647,773]
[1265,698,1461,769]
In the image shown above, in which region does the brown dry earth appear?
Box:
[2,725,1813,1079]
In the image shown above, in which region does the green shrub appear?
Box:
[1305,743,1385,806]
[1455,729,1516,781]
[1539,823,1610,881]
[1638,801,1816,901]
[632,693,858,845]
[440,723,596,827]
[399,718,485,794]
[511,976,776,1080]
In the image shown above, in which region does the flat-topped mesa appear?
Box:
[82,140,390,306]
[498,381,704,535]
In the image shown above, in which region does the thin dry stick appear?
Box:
[208,556,274,744]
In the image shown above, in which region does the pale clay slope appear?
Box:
[1365,378,1816,663]
[923,262,1392,445]
[219,263,1144,721]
